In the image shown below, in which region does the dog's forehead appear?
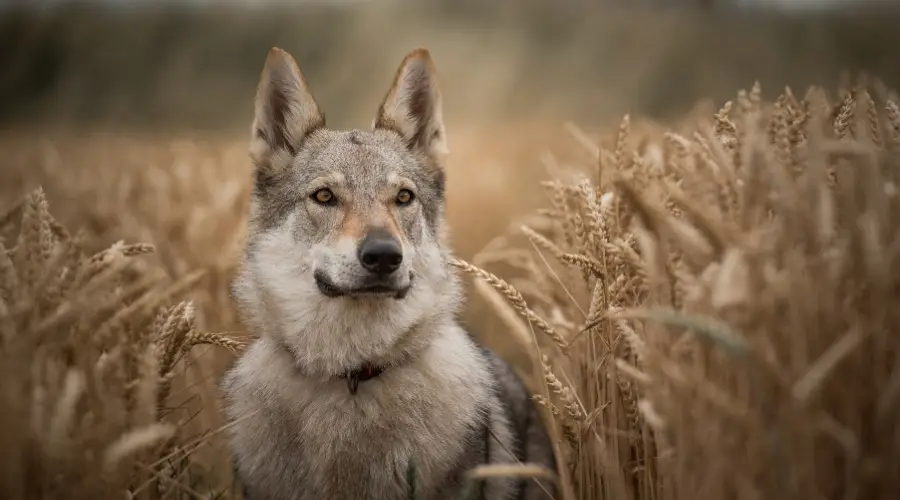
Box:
[304,129,416,181]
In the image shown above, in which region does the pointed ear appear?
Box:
[373,48,448,159]
[249,48,324,180]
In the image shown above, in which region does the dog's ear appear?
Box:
[250,48,324,183]
[373,48,449,160]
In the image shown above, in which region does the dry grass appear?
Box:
[0,188,242,498]
[3,69,900,500]
[461,79,900,499]
[0,134,253,334]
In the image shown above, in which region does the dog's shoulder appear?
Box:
[467,336,559,499]
[455,330,531,418]
[475,345,534,441]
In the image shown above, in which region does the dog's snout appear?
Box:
[357,229,403,275]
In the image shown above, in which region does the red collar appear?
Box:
[275,339,389,395]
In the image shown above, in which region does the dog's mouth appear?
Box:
[314,272,413,300]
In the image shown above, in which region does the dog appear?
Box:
[220,46,557,500]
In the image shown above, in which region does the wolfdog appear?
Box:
[221,46,557,500]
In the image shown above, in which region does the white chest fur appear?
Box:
[222,328,494,500]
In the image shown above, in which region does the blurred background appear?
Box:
[4,0,900,253]
[4,0,900,132]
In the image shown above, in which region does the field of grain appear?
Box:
[461,81,900,499]
[3,2,900,499]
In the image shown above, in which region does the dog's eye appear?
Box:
[396,189,415,206]
[311,188,335,205]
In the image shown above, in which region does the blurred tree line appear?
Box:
[1,0,899,130]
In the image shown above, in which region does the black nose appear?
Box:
[357,229,403,275]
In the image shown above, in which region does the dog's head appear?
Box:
[233,47,461,374]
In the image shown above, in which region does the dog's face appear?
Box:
[234,47,460,374]
[260,128,446,301]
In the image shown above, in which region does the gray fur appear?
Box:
[221,47,557,500]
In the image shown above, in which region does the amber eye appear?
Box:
[312,188,335,205]
[396,189,415,205]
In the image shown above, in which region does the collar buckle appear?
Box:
[342,363,383,395]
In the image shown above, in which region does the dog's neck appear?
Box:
[259,280,462,389]
[272,336,397,394]
[271,320,435,394]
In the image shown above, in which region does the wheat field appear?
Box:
[3,3,900,500]
[457,80,900,499]
[4,79,900,499]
